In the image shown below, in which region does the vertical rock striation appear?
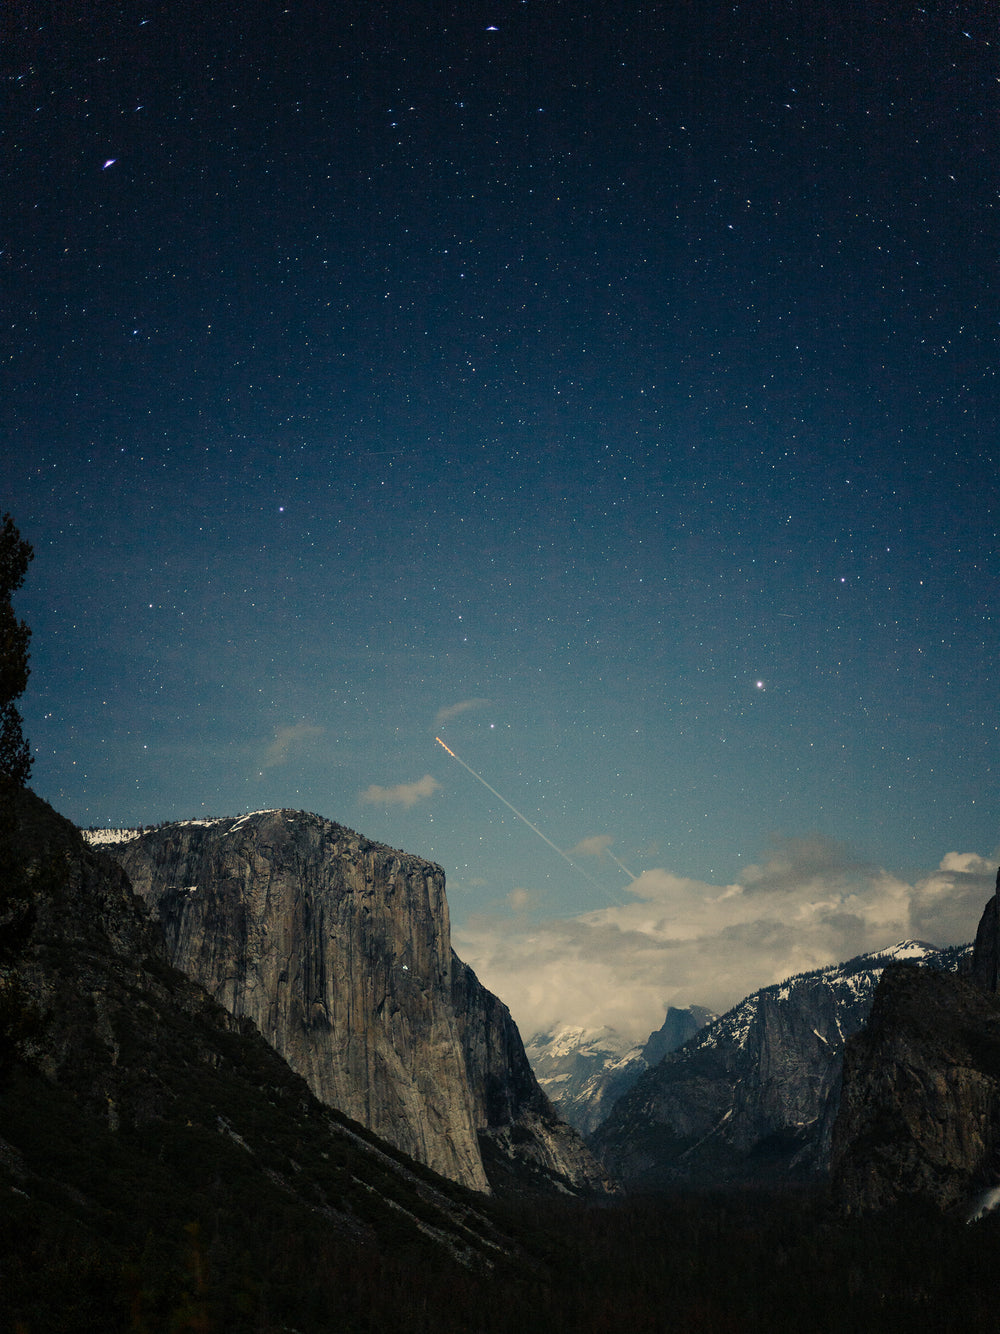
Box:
[109,809,610,1195]
[112,810,486,1189]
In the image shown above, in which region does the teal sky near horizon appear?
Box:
[4,0,997,935]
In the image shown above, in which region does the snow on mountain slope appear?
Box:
[526,1006,715,1136]
[82,827,144,846]
[591,941,971,1189]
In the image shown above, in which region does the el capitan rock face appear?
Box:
[110,809,485,1189]
[106,809,610,1196]
[1,787,519,1290]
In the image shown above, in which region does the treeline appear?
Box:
[7,1168,1000,1333]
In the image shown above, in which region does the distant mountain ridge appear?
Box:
[591,941,969,1189]
[526,1006,715,1136]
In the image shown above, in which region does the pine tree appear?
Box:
[0,513,34,789]
[0,515,38,1081]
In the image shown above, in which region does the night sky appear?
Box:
[5,1,997,1034]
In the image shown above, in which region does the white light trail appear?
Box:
[435,737,609,893]
[606,849,637,880]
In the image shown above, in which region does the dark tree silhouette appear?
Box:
[0,513,34,789]
[0,516,37,1081]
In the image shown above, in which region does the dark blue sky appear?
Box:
[4,1,996,958]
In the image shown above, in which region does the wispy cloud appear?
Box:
[454,837,997,1043]
[435,698,490,727]
[262,723,324,768]
[567,834,615,858]
[360,774,440,809]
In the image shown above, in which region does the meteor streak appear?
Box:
[435,736,608,893]
[606,849,637,880]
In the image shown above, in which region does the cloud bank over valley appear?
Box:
[453,838,997,1042]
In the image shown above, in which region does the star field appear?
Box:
[3,3,997,1013]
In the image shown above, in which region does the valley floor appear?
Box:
[6,1153,1000,1334]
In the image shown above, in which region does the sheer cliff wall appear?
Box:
[110,808,611,1196]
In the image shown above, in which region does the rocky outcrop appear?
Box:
[109,810,486,1189]
[452,955,615,1194]
[590,943,967,1190]
[106,809,609,1196]
[643,1006,716,1066]
[831,964,1000,1215]
[969,869,1000,993]
[832,873,1000,1215]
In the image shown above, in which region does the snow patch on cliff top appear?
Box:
[871,940,938,962]
[82,810,292,846]
[82,827,143,846]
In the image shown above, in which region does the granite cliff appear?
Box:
[104,808,610,1196]
[591,942,966,1190]
[969,871,1000,993]
[832,870,1000,1216]
[451,955,613,1193]
[1,787,521,1328]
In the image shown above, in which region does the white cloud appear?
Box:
[939,852,996,876]
[453,837,996,1044]
[435,698,490,726]
[360,773,440,809]
[507,887,533,912]
[567,834,614,858]
[262,723,324,768]
[909,854,999,943]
